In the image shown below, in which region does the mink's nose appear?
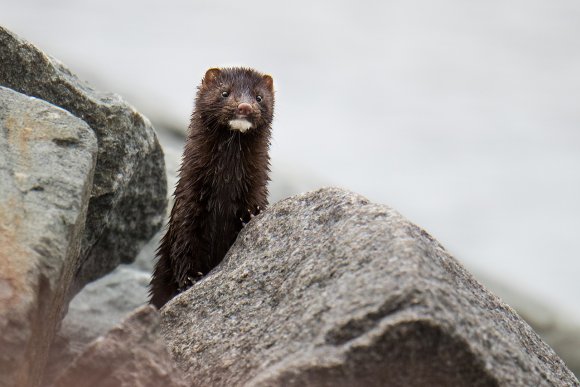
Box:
[237,103,252,116]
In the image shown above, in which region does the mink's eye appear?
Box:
[221,91,229,98]
[256,95,263,103]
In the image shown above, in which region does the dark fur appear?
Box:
[150,67,274,308]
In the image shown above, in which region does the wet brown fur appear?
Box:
[149,67,274,308]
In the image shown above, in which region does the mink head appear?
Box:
[195,67,274,133]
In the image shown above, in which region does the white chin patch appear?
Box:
[228,119,253,133]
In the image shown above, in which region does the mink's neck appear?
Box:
[177,119,270,202]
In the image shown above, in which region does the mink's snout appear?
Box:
[237,103,252,116]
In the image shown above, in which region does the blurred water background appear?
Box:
[3,0,579,321]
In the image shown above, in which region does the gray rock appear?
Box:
[41,265,151,386]
[161,187,579,386]
[0,87,97,387]
[0,26,167,294]
[159,128,580,380]
[52,305,187,387]
[40,126,182,386]
[477,275,580,378]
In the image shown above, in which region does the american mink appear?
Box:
[149,67,274,308]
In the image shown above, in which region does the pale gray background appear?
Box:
[3,0,579,320]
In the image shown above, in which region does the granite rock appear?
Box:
[0,87,97,387]
[478,275,580,379]
[161,187,579,386]
[0,26,167,294]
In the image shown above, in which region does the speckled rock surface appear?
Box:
[52,306,187,387]
[0,26,167,294]
[0,87,97,387]
[478,275,580,379]
[161,187,579,387]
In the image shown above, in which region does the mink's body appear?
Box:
[150,67,274,308]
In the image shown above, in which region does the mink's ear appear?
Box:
[203,68,221,85]
[262,74,274,92]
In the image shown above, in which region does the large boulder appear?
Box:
[161,187,579,386]
[0,26,167,294]
[0,87,97,387]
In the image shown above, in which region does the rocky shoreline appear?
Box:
[0,26,578,387]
